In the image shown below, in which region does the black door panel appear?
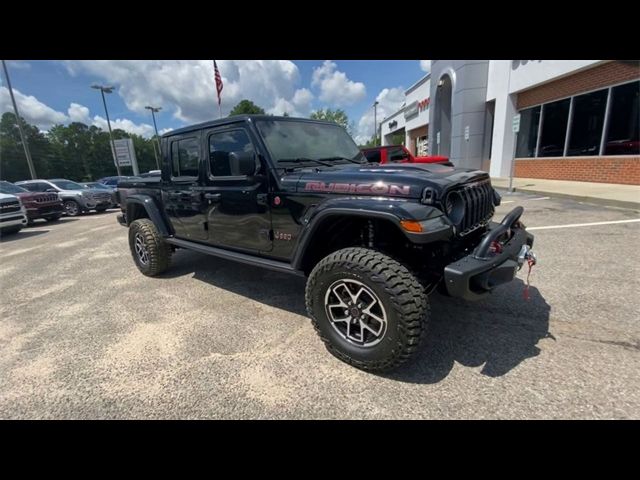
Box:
[202,125,272,252]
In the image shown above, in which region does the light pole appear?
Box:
[2,60,36,179]
[373,101,379,146]
[91,84,121,177]
[145,106,162,170]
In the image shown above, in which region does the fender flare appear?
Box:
[291,199,451,270]
[125,194,172,237]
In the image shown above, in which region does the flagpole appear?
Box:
[218,102,222,119]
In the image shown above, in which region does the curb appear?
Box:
[494,187,640,211]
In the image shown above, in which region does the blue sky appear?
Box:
[0,60,429,143]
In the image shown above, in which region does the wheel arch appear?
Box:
[125,195,172,237]
[293,209,410,274]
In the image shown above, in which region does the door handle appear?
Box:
[204,193,222,202]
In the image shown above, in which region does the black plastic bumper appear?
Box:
[444,207,534,301]
[117,213,126,226]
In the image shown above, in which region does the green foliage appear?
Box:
[358,135,378,148]
[0,112,160,182]
[309,108,354,136]
[229,99,266,116]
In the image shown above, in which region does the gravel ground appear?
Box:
[1,193,639,419]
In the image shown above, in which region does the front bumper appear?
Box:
[24,203,64,219]
[0,214,28,229]
[444,207,535,301]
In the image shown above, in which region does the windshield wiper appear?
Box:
[279,157,333,167]
[318,156,365,164]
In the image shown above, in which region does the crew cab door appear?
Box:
[163,132,208,241]
[200,124,272,252]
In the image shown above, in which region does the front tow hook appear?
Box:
[517,244,537,270]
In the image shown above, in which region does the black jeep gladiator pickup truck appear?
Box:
[117,115,537,372]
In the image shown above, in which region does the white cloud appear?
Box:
[0,86,68,129]
[420,60,431,72]
[92,115,155,137]
[268,88,314,116]
[7,61,31,70]
[67,102,91,124]
[354,87,406,144]
[63,60,307,122]
[311,60,366,107]
[1,86,171,138]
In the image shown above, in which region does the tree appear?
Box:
[229,99,265,116]
[0,112,54,181]
[0,113,163,182]
[310,108,354,135]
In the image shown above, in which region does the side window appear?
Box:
[363,150,381,163]
[170,137,200,178]
[208,129,255,177]
[388,147,407,162]
[25,182,46,192]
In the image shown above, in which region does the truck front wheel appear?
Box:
[128,218,171,276]
[305,247,429,372]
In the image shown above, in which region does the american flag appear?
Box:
[213,60,223,106]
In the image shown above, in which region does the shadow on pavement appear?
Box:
[0,229,50,242]
[386,281,552,384]
[162,250,551,383]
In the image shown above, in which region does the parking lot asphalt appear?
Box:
[1,195,639,419]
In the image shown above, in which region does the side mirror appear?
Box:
[229,151,258,177]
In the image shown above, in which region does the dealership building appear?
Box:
[380,60,639,185]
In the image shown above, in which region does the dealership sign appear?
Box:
[404,97,430,120]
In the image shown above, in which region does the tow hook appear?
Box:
[518,245,537,301]
[517,244,537,271]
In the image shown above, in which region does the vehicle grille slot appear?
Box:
[447,179,495,237]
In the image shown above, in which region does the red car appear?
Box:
[0,181,64,223]
[361,145,451,165]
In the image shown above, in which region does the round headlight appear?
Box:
[445,190,465,225]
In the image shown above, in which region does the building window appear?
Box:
[567,89,608,156]
[518,80,639,159]
[605,81,640,155]
[515,106,541,158]
[538,98,570,157]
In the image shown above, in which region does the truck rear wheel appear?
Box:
[305,247,429,372]
[128,218,171,276]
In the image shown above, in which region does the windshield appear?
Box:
[0,181,27,194]
[87,183,109,189]
[51,180,84,190]
[256,120,365,166]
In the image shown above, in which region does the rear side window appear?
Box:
[171,137,200,178]
[387,147,407,162]
[208,129,255,177]
[363,150,381,163]
[22,182,48,192]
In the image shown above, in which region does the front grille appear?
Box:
[0,201,21,214]
[35,194,58,203]
[447,179,494,236]
[91,192,111,202]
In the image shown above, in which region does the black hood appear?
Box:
[285,163,490,199]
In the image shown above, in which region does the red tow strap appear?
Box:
[523,257,535,301]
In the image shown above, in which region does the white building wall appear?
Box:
[487,60,604,178]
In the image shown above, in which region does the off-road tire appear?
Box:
[128,218,172,276]
[305,247,429,372]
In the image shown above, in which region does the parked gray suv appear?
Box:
[15,179,112,216]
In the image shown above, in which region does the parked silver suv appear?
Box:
[15,179,112,217]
